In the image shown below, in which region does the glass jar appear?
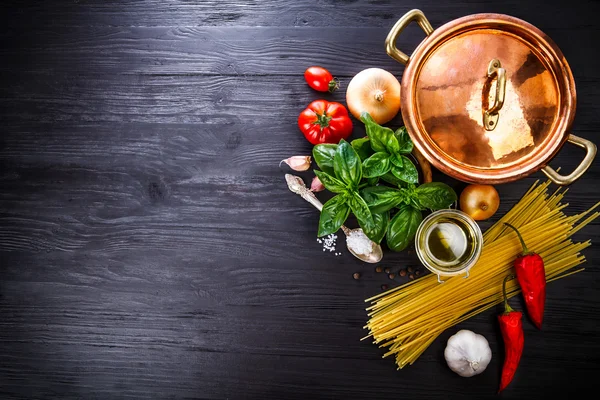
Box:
[415,209,483,283]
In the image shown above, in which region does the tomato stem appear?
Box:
[328,78,340,93]
[312,111,332,129]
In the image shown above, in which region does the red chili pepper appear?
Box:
[498,275,524,393]
[504,222,546,329]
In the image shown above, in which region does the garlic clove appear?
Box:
[310,176,325,192]
[280,156,312,171]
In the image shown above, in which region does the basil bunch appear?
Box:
[313,140,388,243]
[313,113,457,252]
[360,113,418,185]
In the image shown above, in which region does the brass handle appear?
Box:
[385,9,434,65]
[483,59,506,131]
[542,135,597,185]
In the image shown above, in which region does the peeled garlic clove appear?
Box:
[280,156,312,171]
[310,176,325,192]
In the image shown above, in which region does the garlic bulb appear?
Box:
[444,329,492,377]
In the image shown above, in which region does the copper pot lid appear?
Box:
[386,11,596,185]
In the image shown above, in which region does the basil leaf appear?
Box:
[314,170,347,193]
[415,182,457,210]
[394,126,414,154]
[360,186,405,214]
[351,137,374,161]
[348,192,374,231]
[362,152,392,178]
[360,112,399,154]
[386,205,422,252]
[382,132,400,154]
[380,172,404,187]
[360,211,389,244]
[312,144,337,175]
[333,139,362,188]
[390,154,404,168]
[318,195,350,237]
[390,157,419,184]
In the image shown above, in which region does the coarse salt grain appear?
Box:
[318,234,339,254]
[346,230,373,255]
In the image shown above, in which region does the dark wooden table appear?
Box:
[1,1,598,399]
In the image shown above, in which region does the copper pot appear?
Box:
[386,10,596,185]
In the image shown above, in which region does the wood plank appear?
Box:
[0,25,598,78]
[2,0,600,27]
[1,0,597,29]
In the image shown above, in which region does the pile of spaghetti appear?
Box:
[363,180,599,369]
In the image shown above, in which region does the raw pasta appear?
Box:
[364,180,599,369]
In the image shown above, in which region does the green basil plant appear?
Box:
[312,112,457,252]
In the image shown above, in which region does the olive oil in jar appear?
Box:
[425,218,477,267]
[415,209,483,280]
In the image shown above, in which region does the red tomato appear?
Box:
[298,100,353,145]
[304,66,339,93]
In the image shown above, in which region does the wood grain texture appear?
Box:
[0,1,599,399]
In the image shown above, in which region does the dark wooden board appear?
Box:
[1,1,599,399]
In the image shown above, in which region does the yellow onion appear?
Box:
[459,184,500,221]
[346,68,401,124]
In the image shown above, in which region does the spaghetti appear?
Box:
[364,180,599,369]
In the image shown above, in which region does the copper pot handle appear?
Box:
[542,135,597,185]
[483,59,506,131]
[385,9,434,65]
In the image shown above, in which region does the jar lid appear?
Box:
[401,14,576,183]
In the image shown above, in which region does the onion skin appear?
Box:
[459,184,500,221]
[346,68,401,124]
